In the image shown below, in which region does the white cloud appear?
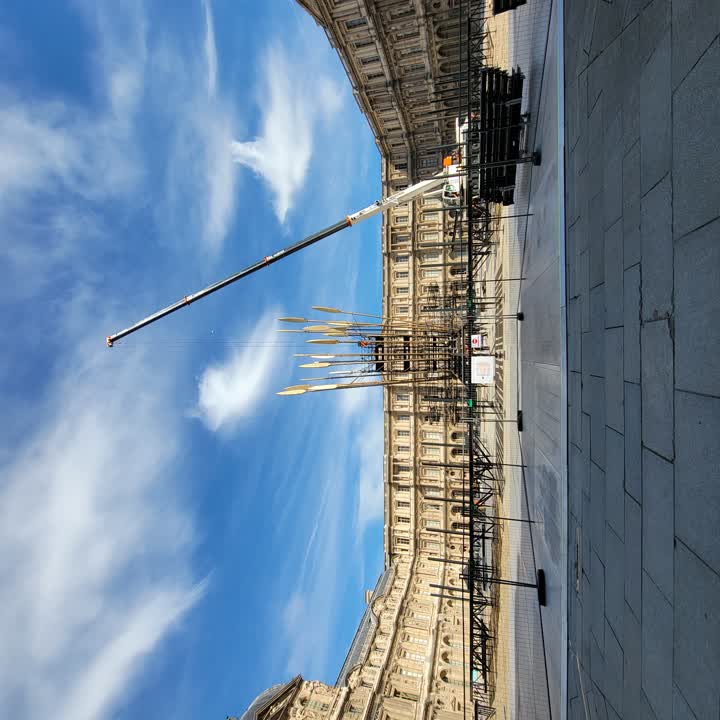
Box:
[336,385,372,419]
[355,412,385,539]
[0,102,81,200]
[0,7,215,717]
[156,6,238,255]
[0,2,147,295]
[202,0,218,96]
[196,309,282,431]
[0,342,204,720]
[333,388,385,539]
[0,0,237,258]
[279,451,345,678]
[0,7,145,211]
[231,42,344,224]
[274,382,384,679]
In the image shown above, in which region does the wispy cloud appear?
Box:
[353,401,385,541]
[0,1,150,305]
[154,2,238,255]
[231,41,344,224]
[0,342,204,720]
[202,0,218,97]
[0,5,213,718]
[333,388,385,540]
[195,309,282,431]
[0,2,145,212]
[279,449,347,678]
[273,383,383,680]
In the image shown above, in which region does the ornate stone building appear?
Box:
[232,3,474,720]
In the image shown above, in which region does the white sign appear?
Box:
[471,334,484,349]
[471,355,495,385]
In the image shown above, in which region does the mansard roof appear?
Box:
[238,676,302,720]
[335,565,395,687]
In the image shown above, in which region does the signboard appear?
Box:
[471,355,495,385]
[471,334,484,349]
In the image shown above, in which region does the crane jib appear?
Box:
[106,167,450,347]
[106,217,351,347]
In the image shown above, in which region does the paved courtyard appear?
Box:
[564,1,720,718]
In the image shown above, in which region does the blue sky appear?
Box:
[0,1,385,718]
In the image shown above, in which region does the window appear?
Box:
[406,634,428,645]
[391,233,409,249]
[425,519,440,528]
[423,431,442,441]
[396,29,420,41]
[423,445,440,456]
[396,393,409,403]
[400,47,423,59]
[397,516,410,524]
[422,211,439,222]
[422,269,440,279]
[405,651,426,662]
[396,536,410,546]
[395,162,408,171]
[346,17,367,29]
[366,71,385,81]
[393,689,419,702]
[420,231,439,244]
[361,55,380,65]
[396,305,409,315]
[395,254,409,264]
[397,429,410,438]
[391,7,415,19]
[395,271,409,280]
[423,503,441,512]
[396,445,410,453]
[421,251,440,263]
[396,286,409,295]
[394,214,408,224]
[397,500,410,509]
[397,414,410,423]
[308,701,329,712]
[423,469,440,481]
[422,484,440,495]
[419,156,437,169]
[355,39,375,49]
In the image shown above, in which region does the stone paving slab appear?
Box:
[565,1,720,716]
[672,39,720,240]
[624,493,642,620]
[641,448,674,602]
[675,218,720,398]
[642,571,673,720]
[675,390,720,576]
[641,319,674,460]
[673,541,720,719]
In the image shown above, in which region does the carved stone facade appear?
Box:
[235,3,472,720]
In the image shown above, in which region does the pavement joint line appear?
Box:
[675,536,720,582]
[671,32,720,96]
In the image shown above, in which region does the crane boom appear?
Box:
[106,168,453,347]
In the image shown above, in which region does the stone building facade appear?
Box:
[233,3,474,720]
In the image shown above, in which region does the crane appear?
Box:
[106,156,463,347]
